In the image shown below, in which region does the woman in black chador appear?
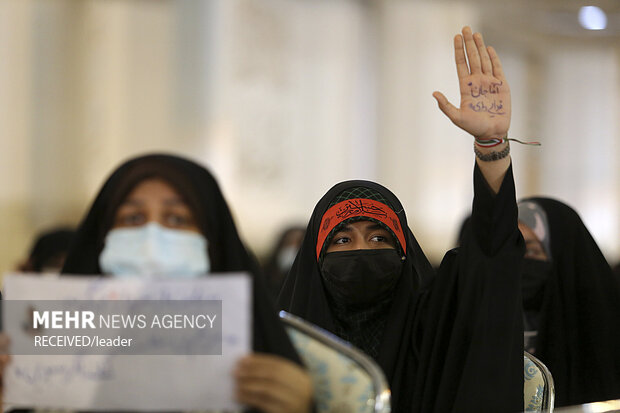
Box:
[278,26,525,412]
[518,197,620,406]
[61,153,313,413]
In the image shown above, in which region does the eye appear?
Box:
[332,235,350,245]
[369,231,396,247]
[116,212,146,227]
[164,213,193,228]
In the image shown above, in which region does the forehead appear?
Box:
[338,220,386,231]
[123,178,184,203]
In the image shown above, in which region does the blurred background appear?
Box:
[1,0,619,275]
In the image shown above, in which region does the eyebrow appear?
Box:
[118,199,144,207]
[119,198,187,207]
[336,222,387,232]
[163,198,188,207]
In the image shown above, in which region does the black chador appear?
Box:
[278,164,525,413]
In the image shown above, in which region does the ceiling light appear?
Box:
[578,6,607,30]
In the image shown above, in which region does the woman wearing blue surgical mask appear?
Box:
[59,153,312,413]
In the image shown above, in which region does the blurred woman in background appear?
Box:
[517,197,620,406]
[261,225,305,298]
[56,153,312,413]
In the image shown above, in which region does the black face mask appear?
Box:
[522,258,552,310]
[320,249,403,307]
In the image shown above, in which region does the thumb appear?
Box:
[433,91,460,125]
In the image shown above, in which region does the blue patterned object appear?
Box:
[524,359,538,381]
[526,384,544,411]
[286,327,376,413]
[523,355,545,412]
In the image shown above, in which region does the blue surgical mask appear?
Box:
[99,222,210,278]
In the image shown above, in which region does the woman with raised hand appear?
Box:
[278,26,525,412]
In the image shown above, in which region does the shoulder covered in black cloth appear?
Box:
[278,163,525,412]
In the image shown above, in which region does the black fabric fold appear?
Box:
[471,163,518,256]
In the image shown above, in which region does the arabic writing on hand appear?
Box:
[468,81,503,98]
[468,100,505,116]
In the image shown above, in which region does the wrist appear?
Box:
[474,141,510,162]
[474,134,508,148]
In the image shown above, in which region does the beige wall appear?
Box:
[1,0,620,277]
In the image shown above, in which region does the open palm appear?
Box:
[434,27,511,140]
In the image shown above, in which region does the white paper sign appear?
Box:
[2,273,251,411]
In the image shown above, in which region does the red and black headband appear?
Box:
[316,198,406,260]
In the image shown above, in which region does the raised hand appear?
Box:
[433,26,511,140]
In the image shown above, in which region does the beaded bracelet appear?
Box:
[474,141,511,162]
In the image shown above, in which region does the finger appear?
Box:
[237,353,302,378]
[474,32,492,75]
[236,355,285,378]
[238,353,282,366]
[453,34,469,79]
[462,26,481,74]
[236,353,312,400]
[433,92,461,126]
[237,387,283,413]
[236,380,290,413]
[236,363,304,395]
[235,365,277,382]
[237,379,299,405]
[487,46,505,80]
[235,362,294,386]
